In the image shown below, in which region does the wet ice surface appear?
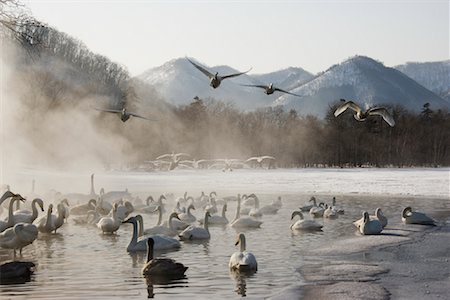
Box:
[0,168,449,299]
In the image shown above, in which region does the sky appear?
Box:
[23,0,450,76]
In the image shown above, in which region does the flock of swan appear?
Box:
[0,174,437,284]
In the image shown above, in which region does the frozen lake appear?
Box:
[0,168,449,299]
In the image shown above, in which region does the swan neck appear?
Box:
[234,197,241,221]
[130,219,138,246]
[137,216,144,237]
[168,214,175,230]
[239,235,246,252]
[147,241,154,262]
[204,213,210,232]
[90,174,95,195]
[157,207,162,226]
[45,206,53,228]
[31,199,38,219]
[221,205,226,218]
[9,198,18,219]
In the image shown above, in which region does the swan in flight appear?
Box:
[334,99,395,127]
[94,107,155,122]
[353,208,387,229]
[179,211,211,240]
[12,198,44,224]
[359,211,383,235]
[97,203,121,234]
[142,238,188,277]
[229,233,257,273]
[0,197,26,232]
[0,223,38,257]
[187,57,251,89]
[290,211,323,231]
[122,215,180,252]
[245,156,275,169]
[156,153,191,171]
[402,207,436,225]
[242,83,301,97]
[230,195,262,229]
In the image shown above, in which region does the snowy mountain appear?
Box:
[395,61,450,101]
[137,58,313,110]
[273,56,450,117]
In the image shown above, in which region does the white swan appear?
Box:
[230,195,262,229]
[353,208,387,229]
[199,204,228,225]
[142,238,188,277]
[179,211,211,240]
[70,199,97,215]
[334,99,395,127]
[122,215,181,252]
[114,200,134,221]
[0,223,38,257]
[139,195,166,214]
[359,211,383,235]
[97,203,121,234]
[258,197,280,215]
[290,211,323,231]
[178,204,196,223]
[229,233,257,273]
[12,198,44,224]
[402,207,436,225]
[59,198,70,222]
[323,204,338,219]
[143,212,180,237]
[37,203,67,233]
[331,197,345,214]
[0,197,25,232]
[309,202,325,218]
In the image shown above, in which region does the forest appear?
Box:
[2,3,449,169]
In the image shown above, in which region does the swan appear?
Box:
[0,223,38,257]
[70,199,97,215]
[323,204,338,219]
[309,202,325,218]
[37,203,66,233]
[178,204,196,223]
[353,208,387,229]
[179,211,211,240]
[204,197,218,214]
[173,201,186,214]
[140,195,166,214]
[114,200,134,221]
[230,195,262,229]
[359,211,383,235]
[122,216,181,252]
[175,192,188,205]
[245,156,276,169]
[0,197,25,232]
[97,203,121,234]
[331,197,344,214]
[258,196,280,215]
[290,211,323,231]
[247,195,262,218]
[242,83,301,97]
[299,196,317,212]
[99,187,132,203]
[199,204,228,225]
[63,173,97,203]
[229,233,257,272]
[0,261,35,282]
[94,107,155,122]
[402,207,436,225]
[186,57,251,89]
[142,238,188,277]
[334,99,395,127]
[144,212,180,237]
[59,198,70,222]
[12,198,44,224]
[156,153,191,171]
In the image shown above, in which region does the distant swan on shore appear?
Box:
[359,211,383,235]
[353,208,387,229]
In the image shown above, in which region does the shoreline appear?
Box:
[293,217,450,299]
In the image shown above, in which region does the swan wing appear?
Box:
[368,107,395,127]
[273,87,302,97]
[187,58,214,79]
[221,68,252,80]
[240,84,268,90]
[127,112,158,121]
[334,100,361,117]
[94,108,121,114]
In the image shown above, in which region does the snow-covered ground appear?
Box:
[6,167,450,199]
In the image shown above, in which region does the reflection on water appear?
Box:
[144,275,188,298]
[229,269,258,297]
[0,191,448,299]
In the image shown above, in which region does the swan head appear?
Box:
[291,211,303,220]
[61,198,70,207]
[48,204,54,213]
[158,195,166,202]
[122,216,136,224]
[88,199,97,207]
[375,207,384,217]
[362,211,370,223]
[402,207,412,218]
[209,191,217,198]
[309,196,316,202]
[35,198,44,211]
[187,204,195,211]
[169,212,180,220]
[269,83,273,89]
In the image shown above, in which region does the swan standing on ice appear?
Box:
[97,203,121,234]
[402,207,436,225]
[187,57,251,89]
[142,238,188,277]
[122,216,180,252]
[359,211,383,235]
[334,99,395,127]
[179,211,211,240]
[230,195,262,229]
[229,233,257,273]
[353,208,387,229]
[12,198,44,224]
[290,211,323,231]
[0,223,38,257]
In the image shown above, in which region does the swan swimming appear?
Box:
[334,99,395,127]
[290,211,323,231]
[187,57,251,89]
[179,211,211,240]
[142,238,188,277]
[143,210,180,237]
[299,196,317,212]
[70,199,97,215]
[229,233,257,273]
[178,204,197,223]
[402,207,436,225]
[353,208,387,229]
[199,204,229,225]
[359,211,383,235]
[230,195,262,229]
[97,203,121,234]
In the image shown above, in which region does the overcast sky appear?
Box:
[24,0,449,76]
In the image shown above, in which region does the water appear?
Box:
[0,169,449,299]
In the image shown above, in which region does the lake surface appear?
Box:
[0,169,449,299]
